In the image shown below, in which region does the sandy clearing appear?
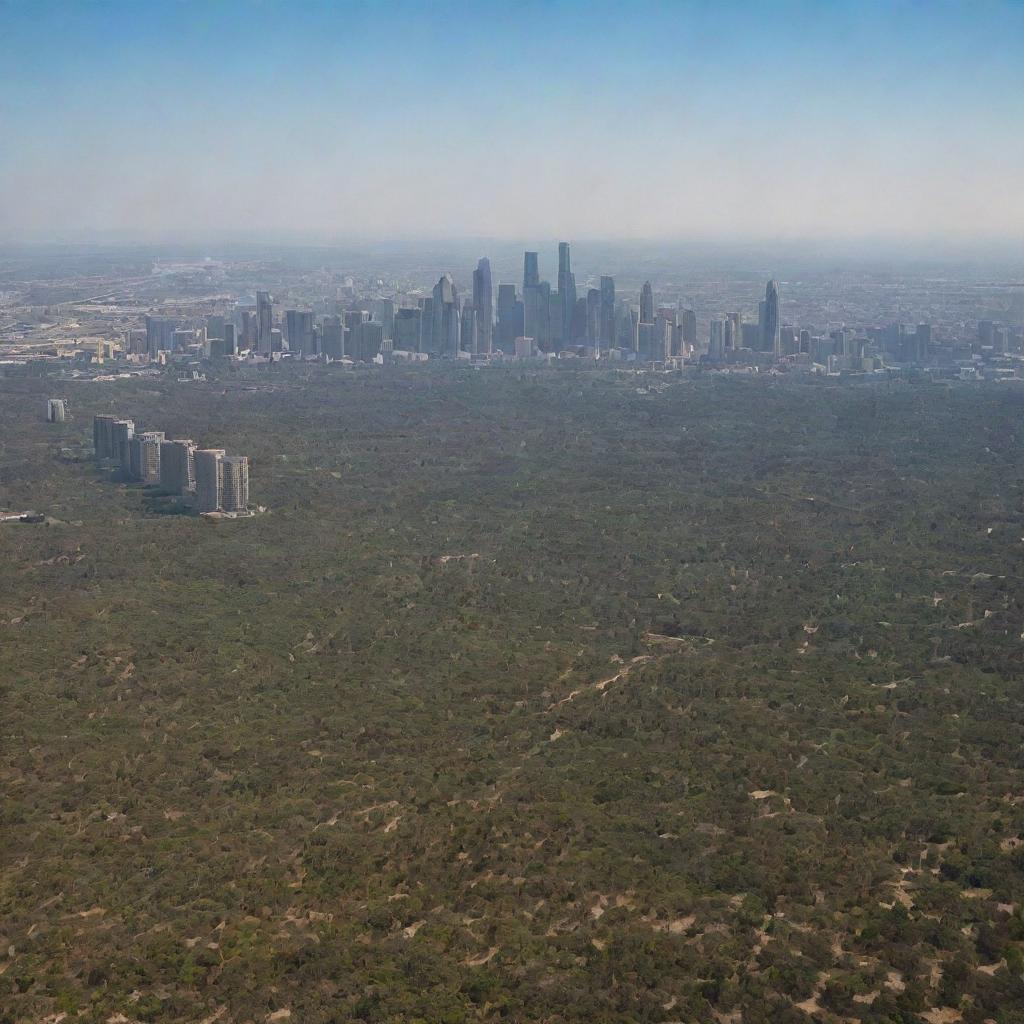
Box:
[464,946,499,966]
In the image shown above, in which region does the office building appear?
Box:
[523,251,539,290]
[639,282,655,325]
[472,258,493,354]
[223,322,237,356]
[321,315,345,358]
[285,310,316,356]
[599,277,616,349]
[557,242,576,349]
[256,291,273,353]
[496,284,522,352]
[392,308,422,352]
[762,280,781,358]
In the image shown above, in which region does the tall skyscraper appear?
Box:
[472,257,493,354]
[321,315,344,358]
[523,252,539,290]
[496,284,522,352]
[586,288,600,344]
[763,279,781,359]
[256,291,273,354]
[557,242,576,348]
[680,308,697,347]
[639,282,655,324]
[285,310,315,356]
[392,308,422,352]
[599,276,616,350]
[430,274,460,356]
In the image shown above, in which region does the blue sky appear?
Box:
[1,0,1022,242]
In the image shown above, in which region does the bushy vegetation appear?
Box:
[2,366,1023,1023]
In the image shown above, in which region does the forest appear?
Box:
[2,365,1024,1024]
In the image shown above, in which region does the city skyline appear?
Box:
[2,0,1023,244]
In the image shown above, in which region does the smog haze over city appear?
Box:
[3,3,1024,1024]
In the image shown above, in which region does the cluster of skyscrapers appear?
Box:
[93,414,250,515]
[124,244,702,366]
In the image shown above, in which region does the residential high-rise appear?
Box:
[256,291,273,354]
[472,258,493,354]
[220,457,249,513]
[128,431,165,483]
[46,398,68,423]
[557,242,576,348]
[112,419,135,470]
[763,280,781,358]
[93,415,117,459]
[639,282,655,325]
[195,449,227,512]
[599,276,616,350]
[159,439,196,494]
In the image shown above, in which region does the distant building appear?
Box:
[195,449,249,514]
[46,398,68,423]
[93,415,117,459]
[112,419,135,469]
[159,439,196,494]
[220,456,249,513]
[256,291,273,353]
[392,308,422,353]
[496,284,522,353]
[680,308,697,347]
[321,315,345,358]
[472,258,493,354]
[762,280,781,357]
[128,431,165,483]
[599,276,616,350]
[557,242,576,349]
[639,282,655,325]
[285,310,315,355]
[195,449,227,512]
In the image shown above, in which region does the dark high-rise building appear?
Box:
[557,242,576,348]
[639,281,655,324]
[321,316,344,358]
[599,276,616,349]
[496,284,522,352]
[472,258,493,354]
[256,291,273,354]
[460,306,478,354]
[430,274,460,356]
[223,323,237,356]
[285,310,315,356]
[159,439,196,494]
[523,251,539,290]
[586,288,601,344]
[681,308,697,347]
[762,280,781,358]
[145,315,177,357]
[392,308,422,352]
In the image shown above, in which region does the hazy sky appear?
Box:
[1,0,1023,244]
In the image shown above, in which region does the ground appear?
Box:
[2,366,1024,1024]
